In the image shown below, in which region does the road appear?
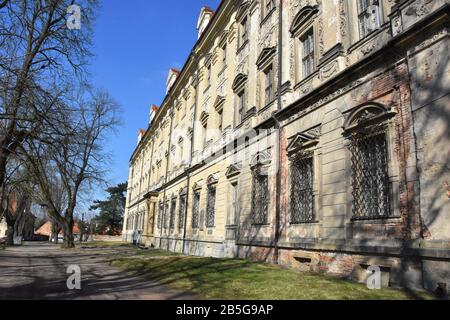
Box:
[0,242,197,300]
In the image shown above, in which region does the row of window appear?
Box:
[155,113,392,235]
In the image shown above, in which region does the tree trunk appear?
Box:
[6,226,14,246]
[62,219,75,249]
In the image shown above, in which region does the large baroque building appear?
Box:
[123,0,450,293]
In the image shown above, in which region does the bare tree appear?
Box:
[22,88,119,248]
[0,0,98,203]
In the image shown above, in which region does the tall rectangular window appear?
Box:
[240,17,248,46]
[265,0,274,17]
[252,169,269,224]
[158,202,164,230]
[164,202,170,230]
[237,90,246,125]
[218,110,223,132]
[192,191,200,229]
[264,65,274,105]
[206,186,216,228]
[178,195,186,230]
[301,28,315,78]
[291,156,314,223]
[358,0,381,39]
[169,199,176,229]
[203,123,208,149]
[207,65,212,86]
[222,44,227,66]
[350,130,391,219]
[230,183,238,225]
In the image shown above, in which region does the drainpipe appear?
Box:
[146,136,156,240]
[159,106,175,250]
[182,64,200,255]
[272,0,283,265]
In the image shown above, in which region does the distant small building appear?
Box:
[35,221,81,241]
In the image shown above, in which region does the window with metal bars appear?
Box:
[357,0,381,39]
[349,127,391,219]
[264,64,274,105]
[252,167,269,224]
[290,156,315,223]
[240,16,248,46]
[206,185,216,228]
[169,199,176,229]
[237,89,246,125]
[178,195,186,230]
[158,202,164,230]
[301,28,315,79]
[192,191,200,229]
[164,202,170,229]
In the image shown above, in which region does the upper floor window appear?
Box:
[222,44,227,66]
[357,0,381,39]
[237,90,246,124]
[207,64,212,86]
[218,109,223,132]
[263,0,275,19]
[301,28,315,79]
[264,64,274,104]
[240,16,249,46]
[232,73,248,126]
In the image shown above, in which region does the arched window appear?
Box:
[178,188,187,230]
[250,151,271,225]
[290,6,319,82]
[206,174,219,228]
[232,73,248,126]
[158,201,164,230]
[344,103,396,220]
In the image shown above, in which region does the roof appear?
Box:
[35,221,81,237]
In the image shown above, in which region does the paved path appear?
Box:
[0,242,197,300]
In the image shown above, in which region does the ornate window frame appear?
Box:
[286,127,321,225]
[290,6,320,84]
[206,174,219,228]
[342,102,400,223]
[232,73,248,127]
[250,151,272,225]
[236,1,251,50]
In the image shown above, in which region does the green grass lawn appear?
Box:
[109,247,435,300]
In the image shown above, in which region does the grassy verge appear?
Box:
[110,248,434,300]
[78,241,131,248]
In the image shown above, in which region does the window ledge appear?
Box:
[293,69,319,91]
[347,23,390,54]
[289,220,320,226]
[260,7,276,26]
[236,40,249,54]
[351,216,402,224]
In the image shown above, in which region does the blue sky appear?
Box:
[91,0,221,190]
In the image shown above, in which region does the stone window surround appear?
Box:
[342,102,401,230]
[250,150,273,226]
[290,6,320,86]
[286,128,322,227]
